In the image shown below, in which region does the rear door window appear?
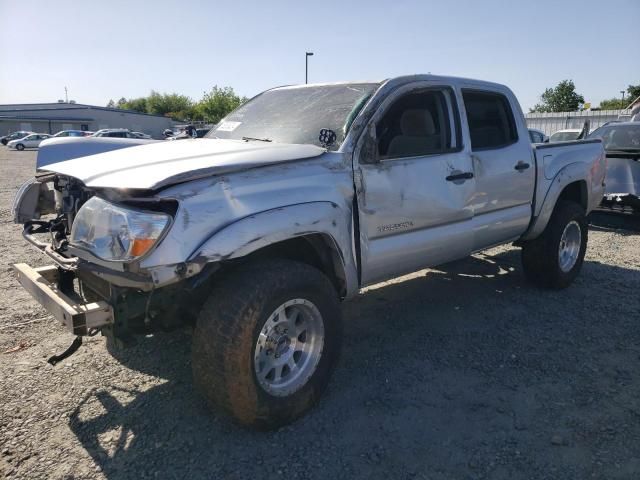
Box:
[462,90,518,150]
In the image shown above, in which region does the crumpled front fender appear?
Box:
[188,201,359,297]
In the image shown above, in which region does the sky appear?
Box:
[0,0,638,111]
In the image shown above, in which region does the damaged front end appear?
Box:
[600,151,640,214]
[12,174,212,348]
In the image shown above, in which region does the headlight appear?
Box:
[70,197,170,262]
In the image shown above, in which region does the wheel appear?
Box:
[192,259,342,429]
[521,200,588,289]
[16,143,25,151]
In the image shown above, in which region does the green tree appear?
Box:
[531,80,585,113]
[118,97,147,113]
[597,83,640,109]
[598,98,627,110]
[194,86,247,123]
[146,91,194,120]
[626,83,640,103]
[106,99,116,108]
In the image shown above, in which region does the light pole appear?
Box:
[620,90,626,108]
[305,52,314,84]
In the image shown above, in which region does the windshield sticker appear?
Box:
[216,121,241,132]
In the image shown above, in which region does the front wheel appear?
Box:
[16,144,25,151]
[192,259,342,429]
[521,200,588,289]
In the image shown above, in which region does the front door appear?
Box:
[356,85,475,285]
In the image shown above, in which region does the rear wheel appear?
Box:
[192,259,342,429]
[521,200,588,289]
[16,143,25,151]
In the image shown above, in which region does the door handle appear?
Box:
[514,161,530,171]
[446,172,474,182]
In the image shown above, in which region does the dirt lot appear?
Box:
[1,148,639,480]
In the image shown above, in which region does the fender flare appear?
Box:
[188,201,359,296]
[522,162,589,240]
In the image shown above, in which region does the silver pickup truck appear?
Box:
[12,75,606,429]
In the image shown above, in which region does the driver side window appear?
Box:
[376,90,453,160]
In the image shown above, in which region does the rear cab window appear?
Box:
[462,90,518,150]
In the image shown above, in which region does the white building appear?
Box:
[0,102,174,139]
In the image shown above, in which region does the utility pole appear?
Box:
[620,90,626,108]
[64,86,68,103]
[305,52,314,84]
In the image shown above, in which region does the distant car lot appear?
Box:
[1,131,33,145]
[7,133,51,150]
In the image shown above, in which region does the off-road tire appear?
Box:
[521,200,588,289]
[16,144,25,151]
[192,259,342,430]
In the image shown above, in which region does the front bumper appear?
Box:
[12,263,113,335]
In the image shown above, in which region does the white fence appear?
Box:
[525,109,632,135]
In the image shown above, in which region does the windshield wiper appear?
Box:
[242,136,272,143]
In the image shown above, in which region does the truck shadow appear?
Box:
[67,247,640,479]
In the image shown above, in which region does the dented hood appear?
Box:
[40,138,326,190]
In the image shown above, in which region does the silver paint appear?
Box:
[15,75,606,299]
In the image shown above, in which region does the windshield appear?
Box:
[206,83,380,150]
[549,131,580,142]
[587,124,640,150]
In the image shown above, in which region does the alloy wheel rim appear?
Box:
[558,220,581,273]
[253,299,324,397]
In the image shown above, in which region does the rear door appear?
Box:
[460,89,535,250]
[355,83,475,285]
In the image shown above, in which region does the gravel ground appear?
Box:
[1,148,639,480]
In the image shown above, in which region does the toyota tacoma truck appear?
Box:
[11,75,606,429]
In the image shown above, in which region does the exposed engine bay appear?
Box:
[12,174,209,345]
[19,175,93,261]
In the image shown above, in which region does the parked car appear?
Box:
[549,128,582,142]
[12,75,605,429]
[52,130,92,138]
[528,128,548,143]
[7,133,51,150]
[1,131,33,145]
[165,125,200,141]
[588,121,640,213]
[130,131,152,139]
[92,128,139,138]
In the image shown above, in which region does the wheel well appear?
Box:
[240,235,347,297]
[558,181,587,211]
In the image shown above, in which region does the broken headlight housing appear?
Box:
[70,197,170,262]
